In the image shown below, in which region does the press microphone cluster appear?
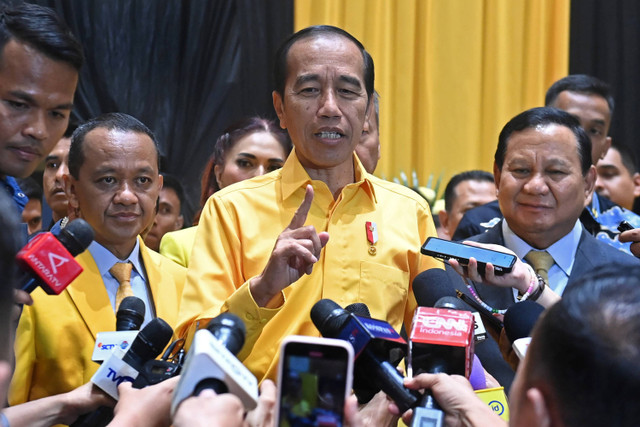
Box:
[171,312,259,416]
[73,312,173,427]
[311,299,421,413]
[15,218,93,294]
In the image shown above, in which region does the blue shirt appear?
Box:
[87,239,155,326]
[2,176,28,214]
[502,219,582,297]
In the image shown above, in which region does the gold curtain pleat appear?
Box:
[294,0,569,192]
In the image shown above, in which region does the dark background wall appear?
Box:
[21,0,293,223]
[569,0,640,165]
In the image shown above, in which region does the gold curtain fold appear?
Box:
[294,0,569,192]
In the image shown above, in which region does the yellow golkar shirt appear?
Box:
[177,150,440,382]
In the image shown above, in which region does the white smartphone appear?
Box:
[275,335,354,427]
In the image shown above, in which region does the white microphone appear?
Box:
[171,313,258,415]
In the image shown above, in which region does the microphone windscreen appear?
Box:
[127,318,173,366]
[345,302,370,318]
[206,312,246,355]
[504,300,545,344]
[413,268,457,307]
[116,296,146,331]
[310,299,349,337]
[434,296,472,311]
[57,219,94,256]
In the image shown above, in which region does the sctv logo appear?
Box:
[106,368,135,385]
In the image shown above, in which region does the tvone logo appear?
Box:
[47,252,69,274]
[422,316,468,331]
[106,368,135,385]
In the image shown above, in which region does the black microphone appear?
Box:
[171,312,259,414]
[116,296,145,332]
[504,300,544,344]
[311,299,421,413]
[122,318,173,371]
[16,219,94,294]
[412,268,458,308]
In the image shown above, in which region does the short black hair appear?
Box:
[443,170,494,212]
[160,173,185,209]
[609,141,638,175]
[0,3,83,71]
[63,119,79,138]
[273,25,374,101]
[69,113,160,179]
[526,265,640,426]
[495,107,592,175]
[545,74,614,118]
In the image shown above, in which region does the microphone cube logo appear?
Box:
[16,233,83,294]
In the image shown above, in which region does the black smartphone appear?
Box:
[618,221,634,233]
[421,237,517,275]
[276,336,354,427]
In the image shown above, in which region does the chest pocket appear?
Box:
[358,261,409,329]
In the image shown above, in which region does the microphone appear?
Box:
[408,303,475,426]
[91,297,146,362]
[311,299,421,413]
[413,268,458,308]
[504,300,544,360]
[15,218,94,294]
[90,318,173,399]
[434,296,488,342]
[74,298,146,427]
[171,313,259,415]
[433,297,486,390]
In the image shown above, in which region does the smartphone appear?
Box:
[421,237,516,275]
[455,289,504,333]
[276,335,354,427]
[618,221,634,232]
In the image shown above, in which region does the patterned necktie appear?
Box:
[110,262,134,310]
[524,250,555,285]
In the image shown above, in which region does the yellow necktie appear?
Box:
[110,262,134,310]
[524,250,555,285]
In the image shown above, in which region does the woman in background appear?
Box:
[160,117,291,267]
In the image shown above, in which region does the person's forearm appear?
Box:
[3,392,77,427]
[460,399,507,427]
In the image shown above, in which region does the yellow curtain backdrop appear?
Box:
[294,0,569,196]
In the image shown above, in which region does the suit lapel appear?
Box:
[139,238,164,320]
[566,230,598,289]
[66,250,115,339]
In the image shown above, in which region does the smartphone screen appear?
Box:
[421,237,516,273]
[277,337,353,427]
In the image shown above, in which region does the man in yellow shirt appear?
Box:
[178,25,439,382]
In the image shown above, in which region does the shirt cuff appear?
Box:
[223,279,284,359]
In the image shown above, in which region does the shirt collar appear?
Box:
[88,237,145,279]
[502,219,582,275]
[280,148,377,203]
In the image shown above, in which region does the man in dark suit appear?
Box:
[417,106,640,390]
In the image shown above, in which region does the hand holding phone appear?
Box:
[276,336,354,427]
[421,237,516,275]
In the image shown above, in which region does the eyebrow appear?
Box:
[293,74,363,90]
[45,154,61,162]
[237,153,284,162]
[8,90,74,110]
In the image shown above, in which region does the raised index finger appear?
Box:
[288,184,314,230]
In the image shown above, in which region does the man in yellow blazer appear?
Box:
[9,113,186,405]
